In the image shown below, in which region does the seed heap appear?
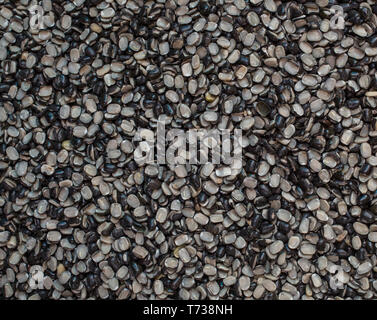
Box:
[1,0,377,300]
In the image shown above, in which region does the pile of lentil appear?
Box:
[1,0,377,300]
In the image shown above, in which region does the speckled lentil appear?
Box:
[1,0,377,302]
